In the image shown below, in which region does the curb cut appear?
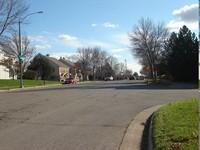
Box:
[120,105,162,150]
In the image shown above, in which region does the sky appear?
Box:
[24,0,198,74]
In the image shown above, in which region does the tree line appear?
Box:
[75,47,132,81]
[23,48,132,81]
[129,18,198,82]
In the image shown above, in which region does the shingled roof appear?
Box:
[45,56,70,68]
[59,58,75,68]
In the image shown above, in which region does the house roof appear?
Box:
[59,58,75,68]
[45,56,70,68]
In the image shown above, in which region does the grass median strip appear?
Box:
[153,98,199,150]
[0,79,61,90]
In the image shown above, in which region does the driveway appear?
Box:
[0,80,198,150]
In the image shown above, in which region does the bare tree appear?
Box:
[129,18,168,80]
[119,62,125,73]
[97,50,107,80]
[76,47,122,80]
[106,56,119,78]
[1,32,35,74]
[90,47,101,80]
[76,47,92,81]
[0,0,28,37]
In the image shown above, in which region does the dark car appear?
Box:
[65,78,77,84]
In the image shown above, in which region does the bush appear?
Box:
[23,70,37,80]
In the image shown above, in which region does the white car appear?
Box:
[104,76,113,81]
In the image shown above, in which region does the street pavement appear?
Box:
[0,80,198,150]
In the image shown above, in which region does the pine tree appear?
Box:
[167,25,198,82]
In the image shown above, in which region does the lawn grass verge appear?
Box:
[0,79,61,90]
[153,99,199,150]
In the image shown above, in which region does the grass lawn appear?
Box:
[0,79,61,90]
[153,99,199,150]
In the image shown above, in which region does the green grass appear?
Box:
[199,80,200,89]
[153,99,199,150]
[0,79,61,90]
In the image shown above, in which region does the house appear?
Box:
[59,57,83,81]
[45,55,70,81]
[59,57,74,68]
[0,50,11,79]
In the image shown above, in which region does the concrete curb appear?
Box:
[0,81,103,92]
[148,112,156,150]
[119,105,162,150]
[0,84,62,92]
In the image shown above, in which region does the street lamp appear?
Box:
[19,11,43,88]
[124,59,127,70]
[124,59,127,79]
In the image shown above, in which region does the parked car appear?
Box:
[104,76,113,81]
[65,78,77,84]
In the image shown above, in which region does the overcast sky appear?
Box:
[25,0,198,73]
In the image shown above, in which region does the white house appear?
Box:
[0,50,10,79]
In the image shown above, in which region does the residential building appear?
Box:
[59,57,74,68]
[45,55,70,81]
[0,50,10,79]
[59,57,83,81]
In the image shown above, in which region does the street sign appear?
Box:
[18,55,25,60]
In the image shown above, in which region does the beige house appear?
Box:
[59,57,74,68]
[59,57,83,81]
[45,56,71,81]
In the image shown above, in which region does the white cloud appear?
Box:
[41,31,53,35]
[58,34,83,48]
[166,20,198,32]
[110,48,128,53]
[101,22,119,28]
[58,34,78,41]
[91,23,97,27]
[35,44,52,49]
[127,63,142,74]
[166,3,198,32]
[29,35,45,42]
[58,34,113,49]
[173,3,198,22]
[112,33,130,46]
[91,22,119,28]
[113,54,122,58]
[86,40,113,49]
[29,36,52,50]
[50,52,78,61]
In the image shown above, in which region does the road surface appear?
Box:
[0,80,198,150]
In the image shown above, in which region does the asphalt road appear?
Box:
[0,80,198,150]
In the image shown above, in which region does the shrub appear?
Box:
[23,70,37,80]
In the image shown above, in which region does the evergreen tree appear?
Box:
[28,53,53,80]
[166,25,198,81]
